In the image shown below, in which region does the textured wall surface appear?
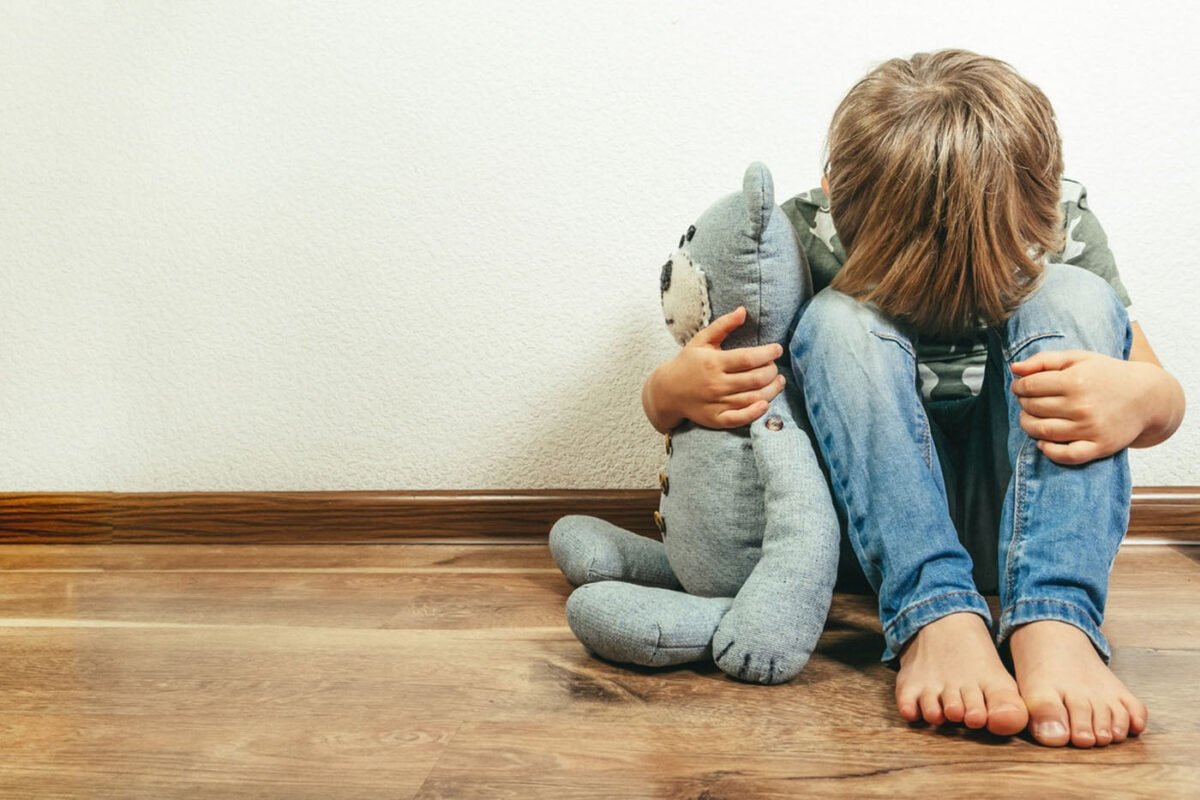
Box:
[1,1,1195,491]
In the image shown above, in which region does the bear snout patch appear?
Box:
[660,250,712,347]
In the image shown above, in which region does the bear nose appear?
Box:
[660,259,673,293]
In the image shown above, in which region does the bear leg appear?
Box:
[549,515,681,589]
[565,581,732,668]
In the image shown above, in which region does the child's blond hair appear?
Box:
[825,49,1065,339]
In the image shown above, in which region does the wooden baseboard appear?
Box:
[0,488,1197,545]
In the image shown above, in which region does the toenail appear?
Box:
[1034,721,1067,739]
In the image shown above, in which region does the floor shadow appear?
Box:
[1172,544,1200,564]
[914,720,1020,747]
[818,628,889,669]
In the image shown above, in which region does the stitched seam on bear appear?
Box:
[655,643,712,650]
[584,568,619,582]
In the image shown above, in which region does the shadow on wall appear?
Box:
[475,304,670,491]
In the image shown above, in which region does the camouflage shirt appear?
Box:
[780,179,1133,402]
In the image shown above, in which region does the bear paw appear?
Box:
[711,627,813,685]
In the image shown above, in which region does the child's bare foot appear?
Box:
[1009,620,1148,748]
[895,612,1027,735]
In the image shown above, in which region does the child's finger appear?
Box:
[721,376,785,409]
[714,400,770,428]
[1010,349,1083,375]
[1037,439,1100,466]
[721,342,784,372]
[1019,411,1077,442]
[1017,395,1083,420]
[692,306,746,348]
[1011,370,1069,398]
[723,364,781,394]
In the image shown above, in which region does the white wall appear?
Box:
[0,0,1195,491]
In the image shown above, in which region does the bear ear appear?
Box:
[742,162,774,240]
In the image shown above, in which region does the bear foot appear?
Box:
[565,581,731,668]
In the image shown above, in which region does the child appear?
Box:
[641,49,1184,748]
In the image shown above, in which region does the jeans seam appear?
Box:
[1004,435,1033,605]
[997,598,1108,658]
[883,590,984,637]
[869,329,915,358]
[867,329,930,467]
[1003,597,1096,619]
[1004,331,1064,363]
[920,407,933,469]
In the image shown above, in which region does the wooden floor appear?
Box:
[0,543,1196,798]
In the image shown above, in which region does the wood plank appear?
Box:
[1128,488,1200,540]
[0,543,557,571]
[0,543,1194,797]
[0,494,114,542]
[415,720,1200,799]
[0,490,659,544]
[110,491,646,543]
[2,488,1197,544]
[0,712,459,799]
[0,570,569,630]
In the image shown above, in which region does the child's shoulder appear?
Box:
[779,175,1099,233]
[1060,177,1090,210]
[783,178,1088,212]
[782,186,830,216]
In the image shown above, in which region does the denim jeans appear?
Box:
[789,263,1133,663]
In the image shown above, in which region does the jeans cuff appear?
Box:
[995,598,1111,662]
[881,590,993,663]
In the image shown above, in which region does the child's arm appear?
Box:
[642,306,786,434]
[1008,322,1185,465]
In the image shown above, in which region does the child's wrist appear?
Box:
[643,361,685,434]
[1130,362,1184,447]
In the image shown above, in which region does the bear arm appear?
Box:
[709,393,841,681]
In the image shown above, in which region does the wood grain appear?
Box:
[1,488,1197,544]
[0,491,659,544]
[0,543,1196,797]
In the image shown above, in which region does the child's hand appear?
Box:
[1009,350,1154,465]
[648,306,786,431]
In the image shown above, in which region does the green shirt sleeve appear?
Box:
[779,187,845,295]
[1053,179,1133,308]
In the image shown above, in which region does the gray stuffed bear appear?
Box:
[549,162,840,684]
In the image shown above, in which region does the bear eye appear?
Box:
[686,225,696,241]
[678,233,685,248]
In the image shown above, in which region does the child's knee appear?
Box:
[791,287,913,368]
[1008,264,1129,358]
